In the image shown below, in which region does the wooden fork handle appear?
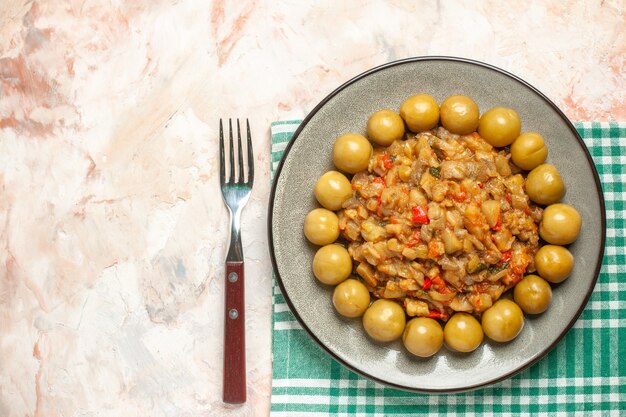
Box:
[223,261,246,403]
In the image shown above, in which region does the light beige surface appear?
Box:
[0,1,623,416]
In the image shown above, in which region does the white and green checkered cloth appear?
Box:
[269,121,626,416]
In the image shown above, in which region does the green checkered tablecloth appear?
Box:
[269,121,626,416]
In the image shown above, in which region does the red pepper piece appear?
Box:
[427,311,444,319]
[412,205,429,224]
[501,250,512,263]
[422,277,432,290]
[453,192,467,202]
[477,181,484,189]
[505,193,511,203]
[381,154,393,170]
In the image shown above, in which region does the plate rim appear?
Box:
[267,55,607,393]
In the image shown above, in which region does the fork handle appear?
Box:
[223,261,246,404]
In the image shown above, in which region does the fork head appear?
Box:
[219,118,254,262]
[219,118,254,213]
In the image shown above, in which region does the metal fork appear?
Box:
[219,118,254,404]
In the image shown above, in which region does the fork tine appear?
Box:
[246,119,254,184]
[236,119,244,184]
[228,118,235,183]
[219,119,225,184]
